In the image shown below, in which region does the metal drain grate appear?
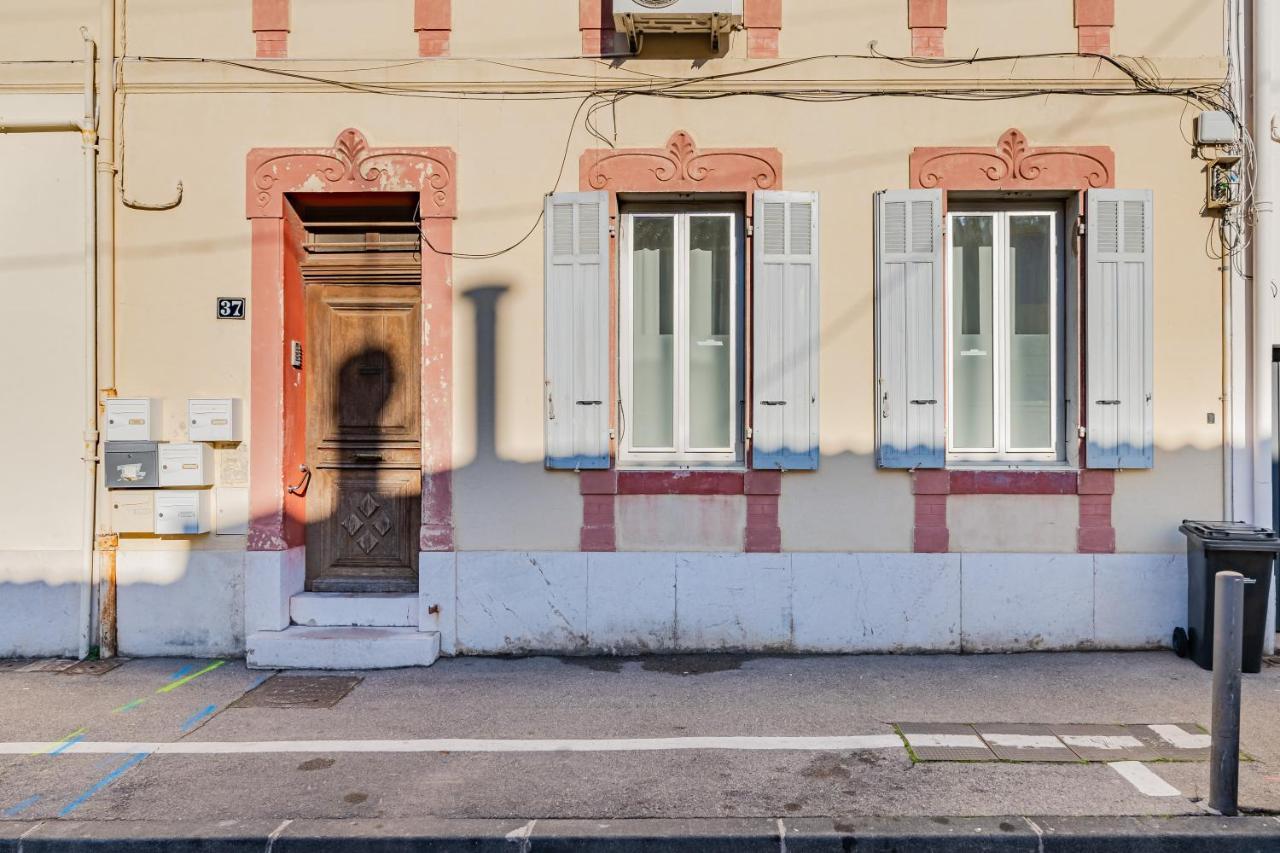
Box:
[62,659,124,676]
[230,675,361,709]
[15,659,79,673]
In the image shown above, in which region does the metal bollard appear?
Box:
[1210,570,1246,816]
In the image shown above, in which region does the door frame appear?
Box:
[245,128,457,560]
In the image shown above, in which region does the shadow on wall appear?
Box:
[0,277,1233,657]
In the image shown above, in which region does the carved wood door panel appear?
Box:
[305,283,421,592]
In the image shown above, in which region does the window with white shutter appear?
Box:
[1085,189,1154,469]
[875,189,945,468]
[544,192,611,469]
[752,191,820,471]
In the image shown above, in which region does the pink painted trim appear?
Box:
[414,0,451,57]
[744,0,782,58]
[909,470,1115,554]
[619,471,746,496]
[252,0,289,58]
[245,128,457,554]
[949,470,1077,496]
[912,129,1115,192]
[575,130,785,553]
[580,0,616,56]
[583,131,782,193]
[908,0,946,57]
[1075,0,1114,52]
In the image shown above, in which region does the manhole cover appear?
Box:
[62,659,125,676]
[17,659,78,673]
[230,676,361,709]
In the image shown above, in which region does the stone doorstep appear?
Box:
[245,627,440,670]
[289,592,418,628]
[3,816,1279,852]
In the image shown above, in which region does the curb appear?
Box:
[3,816,1280,852]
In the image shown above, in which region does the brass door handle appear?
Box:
[286,464,311,496]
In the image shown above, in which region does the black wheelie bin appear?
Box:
[1176,521,1279,673]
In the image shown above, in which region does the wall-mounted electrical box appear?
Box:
[111,491,155,534]
[158,443,215,487]
[105,398,161,442]
[613,0,743,51]
[188,398,242,443]
[105,441,159,489]
[1208,156,1242,210]
[155,490,211,535]
[1196,110,1238,145]
[215,486,250,535]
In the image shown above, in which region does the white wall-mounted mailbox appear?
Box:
[111,491,155,534]
[188,398,242,442]
[158,443,214,487]
[154,490,211,535]
[105,398,161,442]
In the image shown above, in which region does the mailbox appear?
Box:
[188,398,242,442]
[154,490,211,535]
[111,491,155,534]
[159,443,214,487]
[105,441,159,489]
[105,398,160,442]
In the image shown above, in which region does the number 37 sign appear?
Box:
[217,297,246,319]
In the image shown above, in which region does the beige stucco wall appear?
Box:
[0,3,1231,560]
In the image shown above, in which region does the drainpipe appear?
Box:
[95,0,120,659]
[1252,0,1278,651]
[1225,0,1250,524]
[79,30,100,661]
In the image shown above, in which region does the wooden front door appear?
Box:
[305,282,421,592]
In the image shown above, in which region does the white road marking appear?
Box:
[902,734,987,749]
[0,735,905,756]
[1060,735,1143,751]
[981,734,1067,749]
[1108,761,1182,797]
[1148,724,1211,750]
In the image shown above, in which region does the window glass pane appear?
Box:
[1009,215,1053,449]
[631,216,675,449]
[688,215,733,449]
[951,215,995,450]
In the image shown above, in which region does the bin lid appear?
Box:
[1179,520,1280,550]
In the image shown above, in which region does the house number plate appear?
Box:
[217,297,246,319]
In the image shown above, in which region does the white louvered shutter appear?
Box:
[875,189,945,468]
[544,192,611,469]
[1086,189,1154,469]
[752,191,820,470]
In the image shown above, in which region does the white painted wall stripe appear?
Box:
[902,734,987,749]
[1108,761,1182,797]
[1060,735,1143,751]
[1148,725,1211,750]
[0,735,905,756]
[981,734,1068,749]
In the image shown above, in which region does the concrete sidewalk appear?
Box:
[1,652,1278,850]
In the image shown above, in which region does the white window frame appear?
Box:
[945,205,1066,465]
[618,205,745,469]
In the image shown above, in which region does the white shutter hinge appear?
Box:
[746,221,754,238]
[609,428,616,439]
[1076,218,1086,237]
[1077,425,1087,439]
[746,426,753,440]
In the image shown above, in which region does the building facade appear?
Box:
[1,0,1270,667]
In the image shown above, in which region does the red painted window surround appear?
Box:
[1075,0,1114,56]
[908,0,946,59]
[252,0,289,59]
[905,128,1118,555]
[580,0,782,58]
[415,0,451,58]
[575,130,786,553]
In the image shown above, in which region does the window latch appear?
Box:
[910,399,937,405]
[760,400,787,406]
[1095,399,1122,406]
[576,400,603,406]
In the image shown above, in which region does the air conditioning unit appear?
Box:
[613,0,745,52]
